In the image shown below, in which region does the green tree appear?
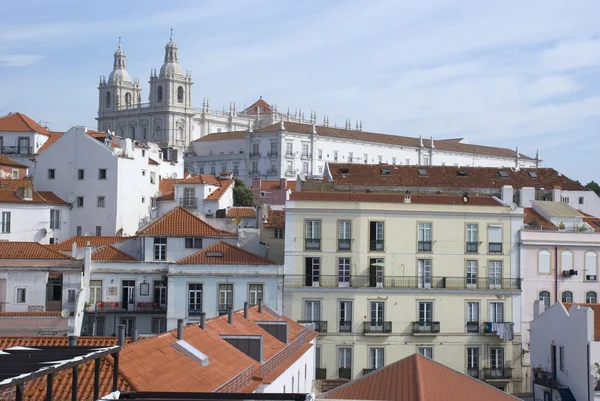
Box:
[233,178,255,206]
[586,181,600,196]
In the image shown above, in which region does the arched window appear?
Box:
[538,250,551,274]
[177,86,184,103]
[105,92,111,108]
[154,125,161,139]
[585,251,598,281]
[586,291,597,303]
[178,126,184,140]
[539,291,550,308]
[157,86,163,103]
[562,291,573,303]
[125,92,132,107]
[561,250,573,272]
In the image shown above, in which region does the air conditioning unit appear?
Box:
[562,269,578,277]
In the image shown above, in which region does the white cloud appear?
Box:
[538,37,600,72]
[0,54,43,67]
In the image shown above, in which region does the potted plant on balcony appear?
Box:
[533,366,558,387]
[83,301,92,311]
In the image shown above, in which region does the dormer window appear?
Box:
[498,171,509,177]
[418,169,427,176]
[528,171,538,178]
[380,168,390,176]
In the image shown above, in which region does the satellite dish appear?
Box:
[511,202,518,211]
[240,231,247,239]
[170,172,177,178]
[60,309,70,319]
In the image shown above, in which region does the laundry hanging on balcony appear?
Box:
[486,322,514,341]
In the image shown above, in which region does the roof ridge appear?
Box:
[414,354,425,400]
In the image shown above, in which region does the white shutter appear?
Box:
[488,226,502,242]
[538,250,551,274]
[561,251,573,271]
[586,252,598,277]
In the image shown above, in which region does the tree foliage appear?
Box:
[233,178,255,206]
[586,181,600,196]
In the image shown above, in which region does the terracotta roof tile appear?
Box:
[226,207,256,218]
[524,208,557,230]
[158,175,224,201]
[92,245,138,261]
[264,210,285,228]
[177,240,275,264]
[137,207,235,237]
[256,180,297,191]
[0,112,50,135]
[55,236,129,251]
[36,131,63,154]
[0,155,27,168]
[0,189,69,205]
[0,242,71,259]
[256,121,533,160]
[0,311,67,317]
[148,158,159,165]
[243,98,272,114]
[583,217,600,232]
[290,191,502,206]
[0,336,132,401]
[193,131,246,142]
[0,178,32,190]
[563,303,600,341]
[322,353,520,401]
[322,163,585,191]
[205,178,234,201]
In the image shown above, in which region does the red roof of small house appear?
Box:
[176,241,275,265]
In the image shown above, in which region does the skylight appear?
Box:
[457,170,468,176]
[206,252,224,257]
[498,171,509,177]
[528,171,538,178]
[381,168,390,176]
[418,169,427,176]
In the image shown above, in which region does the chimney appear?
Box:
[16,187,33,201]
[404,191,411,204]
[501,185,514,204]
[244,302,249,319]
[552,187,561,202]
[519,187,536,208]
[83,241,92,292]
[228,307,234,324]
[252,177,261,190]
[280,178,287,191]
[200,312,206,330]
[258,299,263,314]
[131,328,139,342]
[68,335,77,346]
[177,319,184,340]
[118,325,125,346]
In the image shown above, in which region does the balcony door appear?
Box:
[18,137,30,155]
[490,348,504,377]
[369,258,384,287]
[339,301,352,332]
[370,301,384,331]
[418,302,433,331]
[183,188,196,208]
[417,259,432,288]
[305,300,321,322]
[305,257,321,287]
[122,280,135,311]
[153,281,166,307]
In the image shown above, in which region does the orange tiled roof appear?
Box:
[0,189,69,205]
[264,209,285,228]
[243,98,272,114]
[0,155,27,168]
[177,241,275,264]
[524,208,557,230]
[92,245,138,261]
[136,207,235,237]
[0,311,66,317]
[256,180,297,191]
[0,242,71,259]
[322,353,520,401]
[584,217,600,232]
[205,178,235,201]
[226,207,256,218]
[193,131,246,142]
[0,112,50,135]
[290,191,502,206]
[158,175,222,201]
[0,178,32,190]
[0,336,132,401]
[563,303,600,341]
[36,131,63,154]
[55,236,129,251]
[323,164,584,191]
[148,158,159,165]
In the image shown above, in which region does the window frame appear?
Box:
[218,283,233,314]
[1,211,11,233]
[586,291,597,303]
[49,209,60,230]
[153,237,167,261]
[48,169,55,179]
[77,196,84,208]
[337,220,352,251]
[466,223,478,253]
[417,222,433,252]
[97,196,106,208]
[188,283,203,315]
[249,284,263,306]
[369,347,384,370]
[184,237,202,249]
[304,220,322,250]
[561,291,573,303]
[98,168,107,180]
[16,287,26,304]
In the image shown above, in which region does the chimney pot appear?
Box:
[177,319,184,340]
[68,335,77,347]
[244,302,249,319]
[131,328,139,342]
[258,299,263,314]
[228,307,234,324]
[118,325,125,346]
[200,312,206,330]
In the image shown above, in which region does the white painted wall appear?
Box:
[141,236,238,262]
[0,203,71,243]
[257,341,315,394]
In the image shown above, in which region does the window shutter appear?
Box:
[561,251,573,271]
[538,251,551,274]
[586,252,598,276]
[488,226,502,242]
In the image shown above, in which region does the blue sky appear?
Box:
[1,0,599,183]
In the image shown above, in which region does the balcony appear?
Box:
[466,321,480,333]
[338,368,352,380]
[249,152,261,158]
[268,151,278,157]
[1,145,33,155]
[249,170,261,176]
[467,368,480,378]
[483,367,513,380]
[488,242,503,253]
[285,151,294,158]
[88,302,166,314]
[283,275,522,290]
[412,321,440,334]
[315,368,327,380]
[179,198,198,208]
[369,239,384,251]
[466,242,479,253]
[418,241,432,252]
[301,153,312,160]
[266,169,278,175]
[338,239,351,251]
[363,321,392,334]
[484,322,513,335]
[298,320,327,333]
[305,238,321,250]
[339,320,352,333]
[285,169,295,177]
[188,309,203,317]
[218,308,230,315]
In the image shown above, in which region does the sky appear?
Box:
[1,0,599,183]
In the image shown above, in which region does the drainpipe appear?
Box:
[555,246,558,303]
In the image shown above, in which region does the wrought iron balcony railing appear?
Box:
[339,320,352,333]
[418,241,432,252]
[179,198,198,208]
[488,242,503,253]
[412,321,440,334]
[363,321,392,334]
[466,321,480,333]
[305,238,321,250]
[297,320,327,333]
[315,368,326,380]
[466,242,479,253]
[338,368,352,380]
[369,239,384,251]
[483,367,513,380]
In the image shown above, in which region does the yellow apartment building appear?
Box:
[283,191,525,393]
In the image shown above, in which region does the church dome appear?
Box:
[108,68,131,83]
[159,32,183,77]
[108,40,131,83]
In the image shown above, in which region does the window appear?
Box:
[152,318,167,334]
[16,288,26,303]
[252,143,259,156]
[67,289,76,303]
[304,300,321,321]
[418,223,432,251]
[274,228,284,239]
[338,348,352,379]
[561,251,573,272]
[95,226,102,236]
[75,196,84,207]
[488,226,502,253]
[48,169,55,179]
[185,237,202,249]
[105,91,111,108]
[1,211,11,233]
[302,143,309,157]
[46,278,61,302]
[377,155,383,164]
[339,301,352,332]
[467,347,479,377]
[490,348,504,373]
[177,86,184,103]
[418,347,433,359]
[141,197,145,203]
[466,224,478,252]
[119,317,135,337]
[538,250,551,274]
[559,346,565,370]
[130,125,136,139]
[286,142,293,156]
[286,160,293,174]
[539,291,550,309]
[418,301,433,328]
[270,142,277,155]
[153,281,166,306]
[303,162,309,174]
[466,260,478,286]
[78,169,85,180]
[370,301,385,327]
[348,152,353,162]
[96,196,105,208]
[562,291,573,303]
[561,196,570,204]
[369,221,384,251]
[392,157,396,165]
[218,284,233,313]
[370,348,384,370]
[233,163,239,176]
[221,164,227,173]
[150,172,156,184]
[417,259,432,288]
[338,258,351,286]
[76,226,82,236]
[338,220,351,250]
[210,165,216,175]
[489,302,504,323]
[334,151,338,161]
[369,258,384,287]
[305,220,321,250]
[579,196,585,205]
[188,284,203,315]
[363,153,368,163]
[249,284,263,306]
[154,237,167,260]
[157,85,163,103]
[318,166,323,174]
[585,252,598,281]
[488,260,502,288]
[12,169,18,179]
[467,302,479,333]
[318,149,323,160]
[150,198,157,209]
[90,280,103,305]
[586,291,597,303]
[98,169,107,180]
[252,161,259,174]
